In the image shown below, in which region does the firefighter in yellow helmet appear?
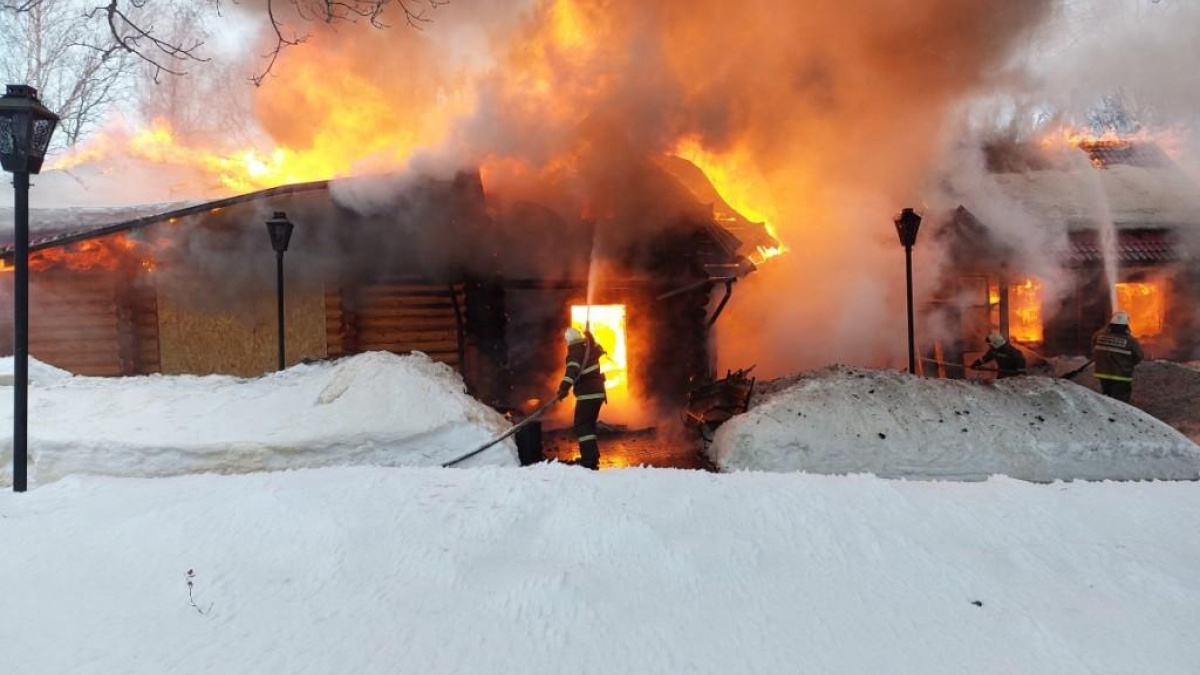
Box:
[556,326,607,470]
[1092,311,1144,404]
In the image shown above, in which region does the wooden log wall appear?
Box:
[18,270,161,377]
[327,282,466,368]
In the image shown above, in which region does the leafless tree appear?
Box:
[0,0,137,147]
[1,1,446,85]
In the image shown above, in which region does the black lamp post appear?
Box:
[894,207,922,375]
[265,211,294,371]
[1,85,59,493]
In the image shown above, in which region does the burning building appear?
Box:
[0,154,776,418]
[929,136,1200,372]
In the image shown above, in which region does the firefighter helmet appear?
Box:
[564,327,584,344]
[986,332,1007,349]
[1111,311,1130,326]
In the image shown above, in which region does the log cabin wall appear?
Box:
[326,281,467,369]
[0,268,160,377]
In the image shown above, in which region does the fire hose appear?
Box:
[446,228,602,468]
[921,356,1095,379]
[442,396,564,468]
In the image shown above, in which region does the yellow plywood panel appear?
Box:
[157,278,327,377]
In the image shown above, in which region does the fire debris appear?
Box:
[684,366,756,443]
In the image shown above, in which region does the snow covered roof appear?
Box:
[987,141,1200,232]
[0,180,330,255]
[0,159,769,282]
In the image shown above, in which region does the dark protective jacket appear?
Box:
[973,342,1027,378]
[558,333,607,402]
[1092,325,1144,382]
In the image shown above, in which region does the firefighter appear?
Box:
[1092,311,1144,403]
[557,327,607,470]
[970,332,1027,378]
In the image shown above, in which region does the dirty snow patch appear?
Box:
[709,366,1200,481]
[1051,358,1200,444]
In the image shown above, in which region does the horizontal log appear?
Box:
[30,299,117,311]
[29,293,116,306]
[30,280,115,293]
[355,296,456,309]
[132,344,161,359]
[31,354,119,370]
[354,307,457,320]
[29,310,118,323]
[31,325,121,341]
[355,339,461,353]
[357,284,464,296]
[354,316,459,330]
[32,332,121,344]
[29,321,119,334]
[72,366,125,378]
[29,345,118,362]
[356,328,459,343]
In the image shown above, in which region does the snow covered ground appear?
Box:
[0,352,517,486]
[709,366,1200,481]
[2,466,1199,675]
[1051,358,1200,444]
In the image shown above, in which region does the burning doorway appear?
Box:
[570,304,629,404]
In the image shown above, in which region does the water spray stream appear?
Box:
[1073,152,1121,310]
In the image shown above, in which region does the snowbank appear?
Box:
[3,467,1200,675]
[0,352,516,486]
[1052,358,1200,444]
[0,356,74,386]
[710,366,1200,481]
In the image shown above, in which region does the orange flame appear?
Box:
[1116,281,1165,337]
[0,234,159,274]
[1039,126,1183,164]
[672,137,785,263]
[1009,277,1044,344]
[570,304,629,400]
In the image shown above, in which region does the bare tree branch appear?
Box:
[0,0,137,147]
[250,0,446,85]
[86,0,211,82]
[3,0,445,85]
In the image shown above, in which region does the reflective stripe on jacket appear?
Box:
[562,336,606,400]
[1092,327,1143,382]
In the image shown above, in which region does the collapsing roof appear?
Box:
[0,158,778,284]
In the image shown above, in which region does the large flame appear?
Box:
[1039,126,1183,166]
[40,0,1061,376]
[1116,281,1166,338]
[570,304,629,402]
[672,137,786,263]
[1009,277,1044,344]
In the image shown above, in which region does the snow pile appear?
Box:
[1052,358,1200,445]
[0,352,516,486]
[0,356,74,386]
[3,467,1200,674]
[710,366,1200,481]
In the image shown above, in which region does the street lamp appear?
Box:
[894,207,922,375]
[1,85,59,493]
[265,211,294,371]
